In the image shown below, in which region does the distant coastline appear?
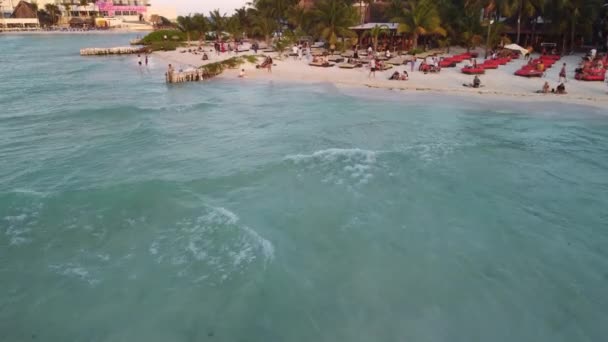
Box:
[0,29,151,35]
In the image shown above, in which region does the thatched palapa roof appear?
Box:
[11,1,37,19]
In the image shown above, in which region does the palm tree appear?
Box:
[45,4,60,25]
[252,0,297,31]
[312,0,358,46]
[209,9,227,41]
[226,15,244,41]
[192,13,209,41]
[176,15,197,42]
[457,5,484,51]
[391,0,446,50]
[286,5,311,35]
[63,1,72,22]
[234,7,253,38]
[362,24,389,51]
[251,9,277,45]
[512,0,545,44]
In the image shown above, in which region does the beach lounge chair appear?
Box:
[575,68,606,81]
[480,61,499,69]
[338,63,357,69]
[327,55,345,63]
[439,59,457,68]
[387,56,407,66]
[514,68,543,77]
[309,62,335,67]
[461,66,485,75]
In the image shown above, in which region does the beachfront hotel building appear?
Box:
[298,0,390,23]
[1,0,176,29]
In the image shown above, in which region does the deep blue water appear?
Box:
[1,33,608,342]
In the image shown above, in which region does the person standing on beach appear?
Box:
[369,58,377,79]
[267,57,273,73]
[559,63,567,83]
[145,54,149,66]
[410,55,416,72]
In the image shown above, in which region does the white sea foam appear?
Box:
[285,148,377,164]
[4,206,40,246]
[285,148,379,185]
[148,205,275,283]
[49,263,99,286]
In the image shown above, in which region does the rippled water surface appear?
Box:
[1,34,608,342]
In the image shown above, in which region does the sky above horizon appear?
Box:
[155,0,249,15]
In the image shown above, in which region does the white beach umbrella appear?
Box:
[504,43,529,56]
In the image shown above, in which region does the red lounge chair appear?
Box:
[462,67,485,74]
[581,74,606,81]
[480,62,499,69]
[576,69,606,81]
[439,59,456,67]
[495,57,511,65]
[514,69,543,77]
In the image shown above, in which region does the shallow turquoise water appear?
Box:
[1,34,608,342]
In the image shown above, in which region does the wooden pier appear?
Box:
[80,46,145,56]
[166,69,212,84]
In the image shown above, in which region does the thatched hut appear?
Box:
[69,17,85,28]
[11,1,37,18]
[150,15,174,29]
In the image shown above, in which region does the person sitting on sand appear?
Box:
[542,81,550,94]
[389,71,401,80]
[400,70,409,80]
[555,83,566,94]
[472,75,481,88]
[385,49,391,59]
[238,69,246,78]
[202,53,209,60]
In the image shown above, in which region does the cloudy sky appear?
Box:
[155,0,249,15]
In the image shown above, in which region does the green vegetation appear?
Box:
[145,41,183,52]
[141,30,186,44]
[199,55,261,78]
[162,0,607,54]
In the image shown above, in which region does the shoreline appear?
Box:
[154,48,608,109]
[0,29,150,35]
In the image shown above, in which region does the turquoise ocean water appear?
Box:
[1,34,608,341]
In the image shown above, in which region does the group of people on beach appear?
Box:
[291,43,312,61]
[213,41,242,55]
[389,70,409,81]
[539,81,567,94]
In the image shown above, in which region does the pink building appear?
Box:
[97,0,149,20]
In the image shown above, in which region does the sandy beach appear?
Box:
[154,47,608,108]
